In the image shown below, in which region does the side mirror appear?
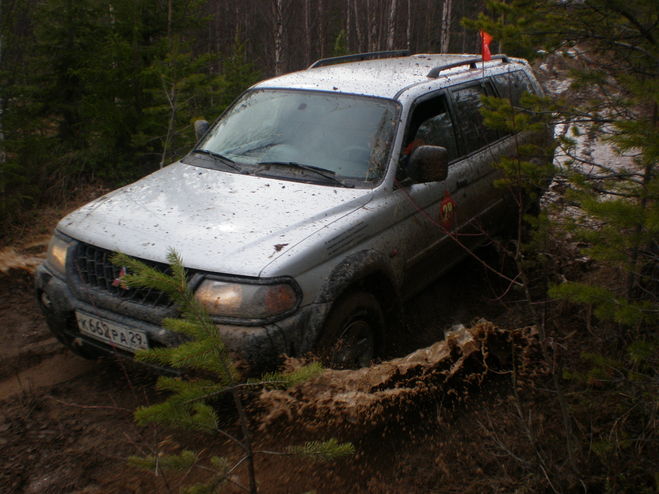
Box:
[407,145,449,183]
[194,119,209,141]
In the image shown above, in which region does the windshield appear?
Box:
[197,89,398,185]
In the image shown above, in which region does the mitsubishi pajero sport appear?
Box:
[35,51,553,371]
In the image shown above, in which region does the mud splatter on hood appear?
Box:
[57,162,373,276]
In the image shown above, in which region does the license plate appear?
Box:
[76,311,149,351]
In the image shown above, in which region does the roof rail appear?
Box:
[308,50,411,69]
[426,54,510,78]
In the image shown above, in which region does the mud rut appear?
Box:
[0,243,537,493]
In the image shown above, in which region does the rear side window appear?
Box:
[450,83,499,155]
[492,70,536,107]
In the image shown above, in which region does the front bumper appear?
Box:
[34,263,329,374]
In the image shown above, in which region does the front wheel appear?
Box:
[315,291,384,369]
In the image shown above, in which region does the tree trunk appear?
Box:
[423,0,432,51]
[272,0,285,75]
[232,388,259,494]
[378,0,385,50]
[366,0,377,51]
[304,0,311,64]
[386,0,398,50]
[318,0,325,58]
[406,0,411,50]
[167,0,173,42]
[440,0,453,52]
[626,102,658,307]
[160,80,177,169]
[353,0,363,52]
[346,0,352,53]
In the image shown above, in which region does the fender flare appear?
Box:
[313,249,402,355]
[316,248,400,311]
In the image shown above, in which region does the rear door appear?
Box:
[446,79,508,236]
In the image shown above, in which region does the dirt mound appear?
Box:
[259,321,545,433]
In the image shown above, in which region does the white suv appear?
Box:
[35,51,552,371]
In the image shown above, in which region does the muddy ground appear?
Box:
[0,217,554,494]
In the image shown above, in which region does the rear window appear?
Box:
[450,84,499,155]
[492,70,537,107]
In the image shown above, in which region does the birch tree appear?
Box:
[319,0,326,57]
[406,0,412,50]
[386,0,398,50]
[304,0,312,64]
[366,0,377,51]
[353,0,364,52]
[346,0,352,53]
[440,0,453,52]
[272,0,285,74]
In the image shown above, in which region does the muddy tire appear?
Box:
[316,291,384,369]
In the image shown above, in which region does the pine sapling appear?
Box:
[112,249,353,494]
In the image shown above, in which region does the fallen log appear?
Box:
[258,321,544,433]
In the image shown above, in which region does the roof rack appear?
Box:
[426,54,509,78]
[308,50,411,69]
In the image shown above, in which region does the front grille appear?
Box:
[74,243,175,308]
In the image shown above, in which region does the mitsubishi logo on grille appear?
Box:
[112,266,130,290]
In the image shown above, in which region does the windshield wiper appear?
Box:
[192,149,241,171]
[256,161,353,188]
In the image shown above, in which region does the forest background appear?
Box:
[0,0,485,229]
[0,1,656,491]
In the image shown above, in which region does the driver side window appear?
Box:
[403,95,458,162]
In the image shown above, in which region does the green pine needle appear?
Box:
[128,449,198,472]
[257,361,324,389]
[287,439,355,462]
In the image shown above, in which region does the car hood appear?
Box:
[58,162,373,277]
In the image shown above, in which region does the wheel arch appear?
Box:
[316,249,402,348]
[317,249,399,306]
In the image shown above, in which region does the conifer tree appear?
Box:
[468,3,657,490]
[112,250,353,494]
[207,36,262,121]
[332,29,348,57]
[470,0,658,336]
[479,89,556,327]
[0,0,264,227]
[0,0,31,222]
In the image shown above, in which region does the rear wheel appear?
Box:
[316,291,384,369]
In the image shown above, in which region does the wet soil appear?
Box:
[0,234,533,493]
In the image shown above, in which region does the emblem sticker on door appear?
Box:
[439,191,457,230]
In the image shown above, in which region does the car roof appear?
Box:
[253,53,529,100]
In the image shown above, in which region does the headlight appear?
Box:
[46,235,71,275]
[194,279,299,320]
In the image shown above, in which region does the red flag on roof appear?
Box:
[480,31,493,62]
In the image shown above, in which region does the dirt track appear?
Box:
[0,266,154,493]
[0,264,95,397]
